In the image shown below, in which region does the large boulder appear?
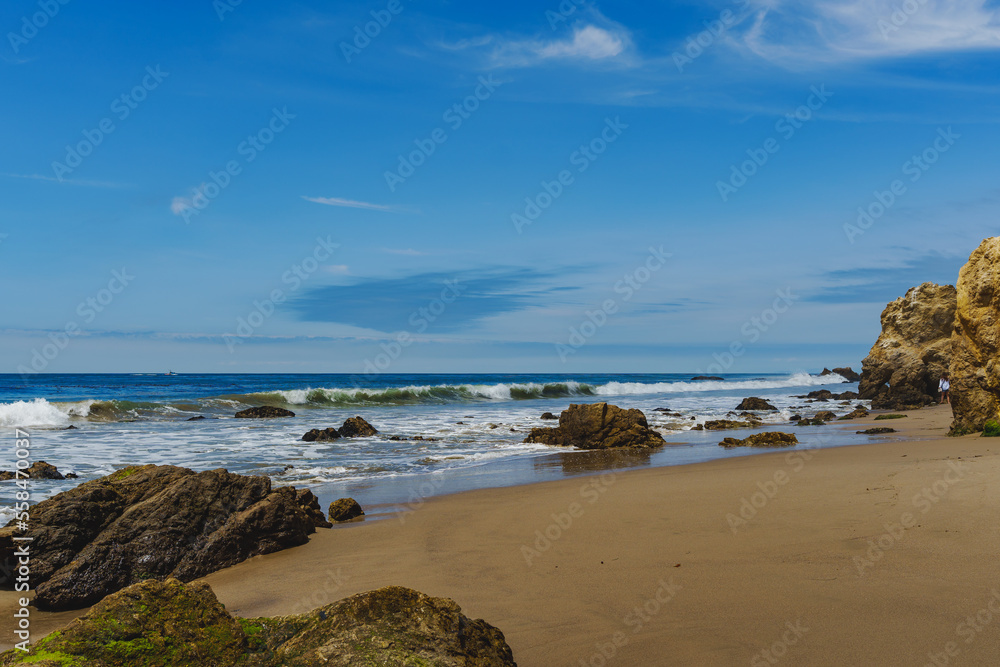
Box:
[338,416,379,438]
[0,465,330,611]
[950,237,1000,433]
[235,406,295,419]
[329,498,365,523]
[735,397,777,411]
[0,580,517,667]
[859,282,957,410]
[524,403,665,449]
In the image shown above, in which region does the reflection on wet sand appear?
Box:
[533,447,655,476]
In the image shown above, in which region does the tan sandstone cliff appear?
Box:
[950,237,1000,433]
[858,282,956,410]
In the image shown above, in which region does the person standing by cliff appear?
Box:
[939,374,951,404]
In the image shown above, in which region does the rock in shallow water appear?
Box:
[338,416,379,437]
[524,403,664,449]
[735,397,777,411]
[235,405,296,419]
[719,432,798,448]
[0,465,330,611]
[302,427,341,442]
[0,579,517,667]
[0,461,66,481]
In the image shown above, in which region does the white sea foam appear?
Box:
[0,398,74,428]
[595,373,845,396]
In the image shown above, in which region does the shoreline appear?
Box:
[7,404,1000,665]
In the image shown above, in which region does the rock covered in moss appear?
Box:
[0,465,330,611]
[524,403,664,449]
[0,580,517,667]
[719,432,798,448]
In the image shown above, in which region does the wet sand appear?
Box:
[7,404,1000,665]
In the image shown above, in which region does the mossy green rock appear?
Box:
[0,580,517,667]
[719,432,798,449]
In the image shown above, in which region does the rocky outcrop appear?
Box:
[338,416,379,438]
[735,397,777,411]
[859,282,957,410]
[302,428,341,442]
[821,367,861,382]
[329,498,365,523]
[524,403,665,449]
[0,461,73,481]
[719,432,798,448]
[235,406,296,419]
[838,406,870,420]
[0,580,517,667]
[813,411,837,422]
[0,465,330,611]
[540,412,558,420]
[800,390,859,400]
[703,419,757,430]
[858,427,896,434]
[950,238,1000,433]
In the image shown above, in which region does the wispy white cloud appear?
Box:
[735,0,1000,66]
[1,173,129,188]
[491,24,631,67]
[301,196,399,212]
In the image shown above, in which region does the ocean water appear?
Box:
[0,372,878,520]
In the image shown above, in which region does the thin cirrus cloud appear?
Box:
[290,267,580,333]
[485,20,633,68]
[735,0,1000,66]
[301,196,400,212]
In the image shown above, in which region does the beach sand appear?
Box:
[7,403,1000,665]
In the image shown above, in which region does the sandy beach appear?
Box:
[7,404,1000,665]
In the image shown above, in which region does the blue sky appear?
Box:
[2,0,999,373]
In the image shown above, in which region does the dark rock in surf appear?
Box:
[524,403,664,449]
[234,406,295,419]
[735,397,777,411]
[0,461,66,481]
[302,428,341,442]
[338,416,379,438]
